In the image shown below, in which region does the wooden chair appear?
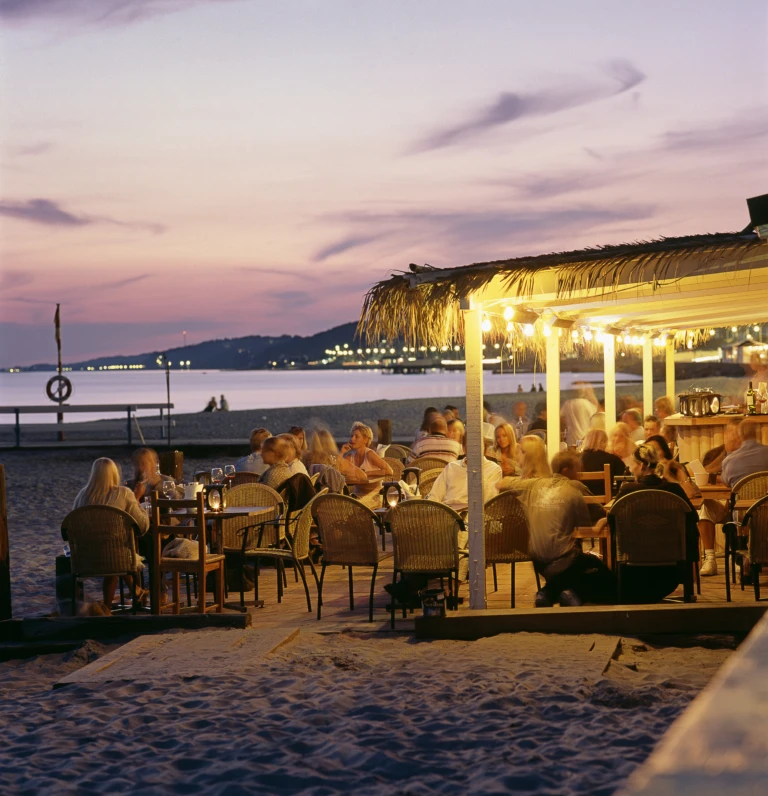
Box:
[609,489,694,603]
[159,450,184,482]
[483,491,541,607]
[418,467,444,497]
[576,464,612,503]
[388,499,463,628]
[231,471,260,487]
[722,471,768,600]
[240,490,327,611]
[741,494,768,601]
[311,494,392,621]
[61,506,143,616]
[150,491,225,614]
[383,458,405,481]
[409,456,450,473]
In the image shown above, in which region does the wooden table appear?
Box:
[573,525,612,569]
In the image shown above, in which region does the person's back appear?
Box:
[408,416,461,463]
[580,448,626,480]
[561,395,596,447]
[721,420,768,487]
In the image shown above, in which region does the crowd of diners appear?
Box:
[70,385,768,613]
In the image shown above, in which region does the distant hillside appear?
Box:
[20,322,364,372]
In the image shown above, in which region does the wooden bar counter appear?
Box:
[663,413,768,462]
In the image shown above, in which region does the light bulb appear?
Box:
[571,329,579,341]
[623,334,631,345]
[481,318,492,332]
[523,324,534,337]
[542,324,552,337]
[506,321,513,332]
[503,306,514,321]
[583,329,593,341]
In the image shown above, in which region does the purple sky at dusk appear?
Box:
[1,0,766,366]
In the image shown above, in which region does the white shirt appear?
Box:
[288,459,308,477]
[235,452,268,475]
[426,458,503,511]
[561,398,596,447]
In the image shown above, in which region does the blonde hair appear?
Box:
[350,421,373,446]
[518,435,551,478]
[583,428,608,452]
[262,436,290,463]
[305,429,339,466]
[73,457,121,509]
[608,422,634,459]
[277,433,302,460]
[131,447,158,479]
[494,422,517,458]
[249,427,271,452]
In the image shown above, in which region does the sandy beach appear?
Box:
[0,446,742,793]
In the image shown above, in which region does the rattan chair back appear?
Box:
[385,444,411,463]
[743,494,768,565]
[384,458,405,481]
[311,493,381,566]
[221,482,285,549]
[410,456,450,473]
[288,489,328,560]
[609,489,689,564]
[389,499,461,575]
[730,471,768,523]
[418,468,444,497]
[231,471,260,487]
[483,491,532,563]
[62,506,140,578]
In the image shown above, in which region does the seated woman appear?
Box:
[278,433,309,477]
[580,428,627,483]
[610,444,700,603]
[127,447,182,500]
[304,428,338,468]
[645,434,700,501]
[72,457,149,611]
[607,422,635,468]
[341,422,393,509]
[500,435,615,607]
[492,422,519,477]
[259,437,294,491]
[447,418,465,449]
[288,426,310,465]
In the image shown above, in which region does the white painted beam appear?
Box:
[666,337,676,408]
[546,329,561,460]
[603,334,616,433]
[463,303,486,610]
[643,337,654,418]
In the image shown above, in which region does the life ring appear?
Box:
[46,374,73,403]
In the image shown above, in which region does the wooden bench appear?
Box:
[0,403,173,448]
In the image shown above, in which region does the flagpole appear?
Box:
[54,304,64,441]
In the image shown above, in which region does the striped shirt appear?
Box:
[407,434,461,464]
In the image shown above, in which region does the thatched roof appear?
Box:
[358,231,768,351]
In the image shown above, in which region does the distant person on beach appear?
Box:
[517,384,524,393]
[498,436,615,607]
[278,434,309,476]
[235,428,271,475]
[203,396,217,412]
[415,407,440,441]
[219,395,229,411]
[407,416,461,464]
[341,422,393,509]
[259,437,294,491]
[72,457,149,611]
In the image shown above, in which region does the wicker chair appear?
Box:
[741,494,768,601]
[609,489,693,603]
[483,491,541,607]
[61,506,143,616]
[722,471,768,600]
[418,468,444,497]
[384,445,411,463]
[311,494,392,622]
[388,499,463,628]
[150,491,225,614]
[221,483,285,552]
[231,471,260,487]
[384,458,405,481]
[409,456,450,473]
[239,490,327,611]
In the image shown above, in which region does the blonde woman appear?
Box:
[305,428,339,468]
[517,434,552,478]
[493,422,519,477]
[278,433,309,476]
[608,422,635,467]
[340,422,393,508]
[580,428,626,481]
[72,457,149,610]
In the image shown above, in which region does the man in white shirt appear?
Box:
[621,409,645,443]
[234,428,271,475]
[561,383,597,447]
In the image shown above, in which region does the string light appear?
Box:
[481,318,492,332]
[503,306,514,321]
[506,322,514,332]
[571,329,579,341]
[583,329,593,341]
[523,324,535,337]
[623,334,631,345]
[542,324,552,337]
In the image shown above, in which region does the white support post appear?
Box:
[665,337,675,406]
[603,334,616,433]
[643,337,654,418]
[546,330,561,460]
[463,302,486,610]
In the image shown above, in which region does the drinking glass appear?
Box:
[161,480,175,499]
[211,467,224,484]
[224,464,236,483]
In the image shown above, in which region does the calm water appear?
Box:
[0,369,638,424]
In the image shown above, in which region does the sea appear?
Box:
[0,369,640,424]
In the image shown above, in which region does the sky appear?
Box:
[1,0,767,366]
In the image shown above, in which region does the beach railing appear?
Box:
[0,403,173,448]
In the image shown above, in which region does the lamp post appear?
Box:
[163,353,172,447]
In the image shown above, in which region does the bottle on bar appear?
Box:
[747,381,756,415]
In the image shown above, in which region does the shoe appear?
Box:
[699,556,718,576]
[534,590,553,608]
[558,589,583,607]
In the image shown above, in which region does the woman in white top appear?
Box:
[279,433,309,477]
[341,422,393,509]
[72,457,149,611]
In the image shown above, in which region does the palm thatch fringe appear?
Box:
[358,232,765,349]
